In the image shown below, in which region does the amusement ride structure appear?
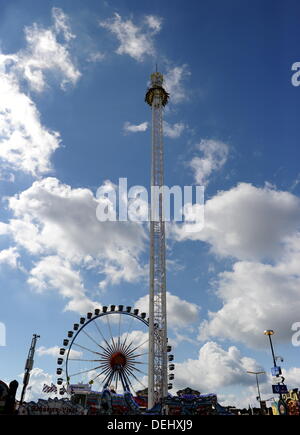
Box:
[57,307,150,393]
[56,71,172,410]
[145,71,169,408]
[20,334,40,405]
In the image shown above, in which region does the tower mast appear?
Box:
[145,72,169,408]
[20,333,40,405]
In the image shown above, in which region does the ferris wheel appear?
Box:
[56,305,174,396]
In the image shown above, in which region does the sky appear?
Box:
[0,0,300,409]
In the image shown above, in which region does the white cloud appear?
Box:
[14,8,80,92]
[98,250,147,290]
[37,346,82,359]
[0,67,61,175]
[174,341,265,393]
[123,120,185,138]
[290,173,300,191]
[52,7,76,42]
[144,15,163,33]
[3,11,80,94]
[36,345,61,357]
[163,121,185,139]
[282,367,300,388]
[190,139,229,186]
[0,222,9,236]
[17,367,55,402]
[119,330,149,353]
[87,51,106,62]
[3,177,147,308]
[0,247,19,268]
[236,367,300,409]
[0,170,15,182]
[172,182,300,347]
[123,121,148,133]
[199,243,300,347]
[0,8,80,176]
[99,13,162,62]
[135,292,199,328]
[173,183,300,261]
[28,255,99,313]
[164,65,191,104]
[7,177,146,261]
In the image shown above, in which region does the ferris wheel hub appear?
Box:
[110,351,127,369]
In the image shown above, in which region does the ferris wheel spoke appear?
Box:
[121,314,136,351]
[115,371,119,392]
[117,313,122,350]
[105,314,117,351]
[93,319,116,354]
[68,364,104,378]
[119,371,126,391]
[68,358,103,362]
[128,382,137,396]
[72,342,102,356]
[126,351,148,361]
[82,328,114,355]
[127,365,148,377]
[125,337,149,356]
[113,371,119,390]
[124,367,147,390]
[129,351,148,359]
[90,365,112,383]
[119,337,129,355]
[122,338,142,355]
[101,371,112,388]
[120,315,136,354]
[103,370,115,388]
[121,370,136,394]
[119,369,132,391]
[122,341,132,352]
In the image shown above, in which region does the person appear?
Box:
[4,380,19,414]
[0,381,9,414]
[110,385,116,394]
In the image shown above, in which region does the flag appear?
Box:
[50,383,57,393]
[60,385,67,394]
[42,384,49,393]
[42,383,53,393]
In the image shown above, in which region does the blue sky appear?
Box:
[0,0,300,407]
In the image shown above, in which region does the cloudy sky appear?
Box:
[0,0,300,408]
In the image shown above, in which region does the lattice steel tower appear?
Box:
[20,333,40,405]
[145,71,169,408]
